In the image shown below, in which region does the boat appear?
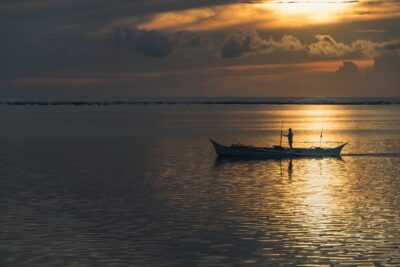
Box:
[210,139,347,159]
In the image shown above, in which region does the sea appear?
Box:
[1,99,400,266]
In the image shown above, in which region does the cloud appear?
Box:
[110,26,173,57]
[367,52,400,95]
[220,32,400,59]
[220,30,304,58]
[174,30,212,49]
[356,29,386,33]
[351,39,381,58]
[109,26,207,57]
[369,51,400,78]
[308,34,400,58]
[335,61,361,82]
[271,35,305,51]
[330,53,400,96]
[132,0,400,31]
[220,31,267,58]
[383,40,400,51]
[308,35,354,57]
[349,39,400,58]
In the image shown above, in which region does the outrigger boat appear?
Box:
[210,139,347,159]
[211,118,347,158]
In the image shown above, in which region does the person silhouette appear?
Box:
[283,128,293,149]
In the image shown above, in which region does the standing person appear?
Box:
[283,128,293,149]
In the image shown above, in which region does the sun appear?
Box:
[259,0,355,25]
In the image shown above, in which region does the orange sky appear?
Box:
[0,0,399,98]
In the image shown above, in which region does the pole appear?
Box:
[320,109,325,147]
[320,126,323,147]
[280,120,283,147]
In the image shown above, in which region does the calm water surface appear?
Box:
[1,104,400,266]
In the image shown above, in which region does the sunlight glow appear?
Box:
[260,0,355,24]
[132,0,400,31]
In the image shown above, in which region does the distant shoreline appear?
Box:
[1,99,400,106]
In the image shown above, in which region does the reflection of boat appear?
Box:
[210,139,347,159]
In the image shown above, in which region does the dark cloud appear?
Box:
[109,26,208,58]
[174,30,212,49]
[383,41,400,51]
[333,61,362,94]
[325,61,362,95]
[330,53,400,96]
[366,53,400,95]
[369,52,400,78]
[220,31,263,58]
[220,31,304,58]
[110,27,173,57]
[336,61,360,78]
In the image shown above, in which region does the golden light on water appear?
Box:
[288,158,348,242]
[267,106,346,131]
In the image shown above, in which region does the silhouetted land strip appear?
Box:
[1,99,400,106]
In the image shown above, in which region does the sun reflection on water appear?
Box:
[257,105,352,145]
[291,159,343,240]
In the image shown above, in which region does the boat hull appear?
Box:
[210,139,347,159]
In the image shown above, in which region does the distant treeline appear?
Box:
[0,100,400,106]
[1,100,400,106]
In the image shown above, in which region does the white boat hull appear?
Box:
[210,139,347,158]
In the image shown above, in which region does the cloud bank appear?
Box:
[308,35,400,58]
[220,31,400,59]
[220,31,304,58]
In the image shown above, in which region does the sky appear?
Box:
[1,0,400,99]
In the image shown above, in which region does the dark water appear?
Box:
[1,104,400,266]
